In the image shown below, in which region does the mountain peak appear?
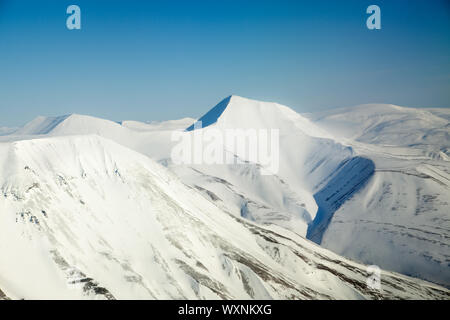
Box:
[15,113,124,136]
[185,96,232,131]
[184,95,331,141]
[185,95,288,131]
[14,114,72,135]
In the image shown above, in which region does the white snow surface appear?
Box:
[121,118,195,132]
[0,96,449,299]
[302,104,450,287]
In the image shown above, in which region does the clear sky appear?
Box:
[0,0,449,127]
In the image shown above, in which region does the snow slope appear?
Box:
[183,97,380,244]
[121,118,195,132]
[1,97,448,295]
[2,135,447,299]
[13,115,71,135]
[13,114,128,140]
[178,97,450,287]
[306,104,450,160]
[304,104,450,286]
[1,114,182,163]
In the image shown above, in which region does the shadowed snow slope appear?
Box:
[305,104,450,287]
[186,96,231,131]
[2,135,447,299]
[307,157,375,244]
[13,115,71,135]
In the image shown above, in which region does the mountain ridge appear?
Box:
[2,134,447,299]
[2,95,449,289]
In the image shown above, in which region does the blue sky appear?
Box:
[0,0,449,126]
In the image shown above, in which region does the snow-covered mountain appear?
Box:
[174,97,450,288]
[1,134,448,299]
[303,104,450,287]
[175,96,375,238]
[177,97,450,288]
[305,104,450,160]
[0,96,449,298]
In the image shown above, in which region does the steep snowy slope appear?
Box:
[13,115,71,135]
[179,96,374,239]
[1,135,447,299]
[305,104,450,287]
[170,163,313,236]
